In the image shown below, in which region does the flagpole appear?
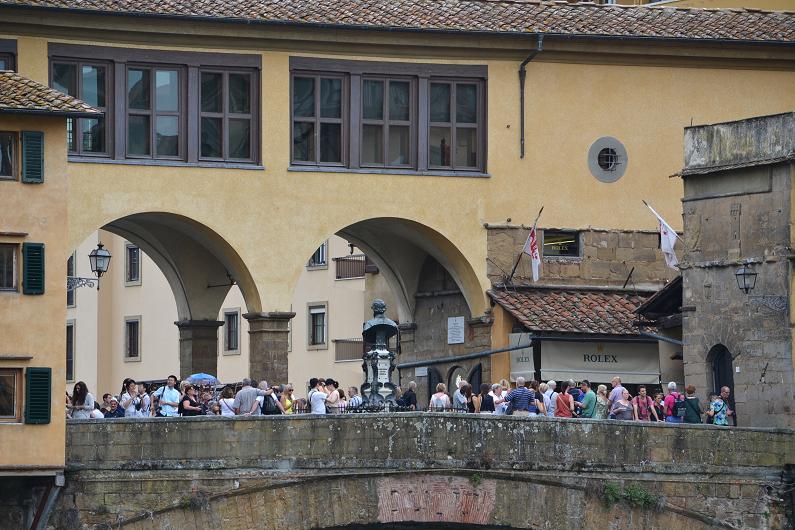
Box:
[642,200,684,243]
[507,206,544,282]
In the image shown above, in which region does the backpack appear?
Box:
[669,393,687,418]
[262,394,280,415]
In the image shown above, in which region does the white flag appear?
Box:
[522,226,541,281]
[645,202,679,269]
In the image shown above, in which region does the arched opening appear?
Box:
[286,217,488,404]
[65,213,261,396]
[707,344,735,413]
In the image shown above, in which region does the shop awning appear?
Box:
[540,340,660,384]
[508,333,534,382]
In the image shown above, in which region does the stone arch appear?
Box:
[70,211,262,377]
[331,217,487,322]
[111,471,725,530]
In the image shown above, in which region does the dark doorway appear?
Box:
[707,344,736,422]
[467,363,483,393]
[428,367,443,401]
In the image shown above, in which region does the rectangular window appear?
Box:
[291,75,345,165]
[66,253,75,307]
[0,244,17,291]
[542,230,580,258]
[0,53,14,72]
[308,305,327,348]
[127,66,183,159]
[52,61,109,155]
[125,244,141,285]
[200,70,255,161]
[429,81,480,170]
[223,310,239,352]
[0,368,22,423]
[0,132,17,180]
[125,317,141,360]
[308,241,327,268]
[361,78,413,168]
[66,322,75,382]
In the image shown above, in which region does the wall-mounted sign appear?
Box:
[415,366,428,377]
[508,333,534,382]
[540,341,659,384]
[447,316,465,344]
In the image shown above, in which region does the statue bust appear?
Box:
[362,299,398,350]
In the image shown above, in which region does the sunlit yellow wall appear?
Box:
[0,115,68,470]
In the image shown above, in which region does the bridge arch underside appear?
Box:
[98,212,262,376]
[81,470,732,530]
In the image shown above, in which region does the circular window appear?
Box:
[588,137,627,183]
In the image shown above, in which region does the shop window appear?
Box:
[542,230,580,258]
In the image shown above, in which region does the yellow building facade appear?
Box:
[0,0,794,472]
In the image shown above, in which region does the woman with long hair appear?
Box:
[219,387,236,416]
[462,383,474,413]
[478,383,494,414]
[594,384,610,420]
[280,384,295,415]
[555,380,575,418]
[68,381,95,419]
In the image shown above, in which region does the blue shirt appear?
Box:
[154,386,181,417]
[505,387,534,412]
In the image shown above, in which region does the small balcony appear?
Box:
[334,338,365,362]
[333,254,366,280]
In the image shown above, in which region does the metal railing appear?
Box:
[333,254,366,279]
[334,338,365,362]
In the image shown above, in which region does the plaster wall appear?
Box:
[0,115,68,470]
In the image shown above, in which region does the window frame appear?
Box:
[124,316,142,362]
[541,230,581,259]
[0,39,18,72]
[0,131,18,181]
[125,64,186,161]
[66,252,76,307]
[199,69,257,163]
[427,78,483,171]
[307,241,328,269]
[307,302,328,350]
[360,76,416,169]
[66,320,76,383]
[0,243,18,292]
[288,57,487,175]
[50,59,112,157]
[290,73,348,167]
[124,243,141,286]
[0,368,23,423]
[222,308,241,354]
[48,43,262,168]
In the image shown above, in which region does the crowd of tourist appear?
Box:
[65,374,735,426]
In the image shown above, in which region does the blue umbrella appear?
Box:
[186,373,220,386]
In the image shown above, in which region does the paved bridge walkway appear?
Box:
[55,413,794,530]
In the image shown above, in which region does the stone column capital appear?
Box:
[243,311,296,322]
[174,319,224,329]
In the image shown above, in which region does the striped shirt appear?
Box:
[505,387,535,412]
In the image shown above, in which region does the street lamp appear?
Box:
[735,266,758,294]
[88,243,112,278]
[67,243,112,292]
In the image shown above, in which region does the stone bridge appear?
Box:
[54,414,794,530]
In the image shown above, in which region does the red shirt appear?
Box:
[632,395,654,420]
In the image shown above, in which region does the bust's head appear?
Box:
[371,299,387,316]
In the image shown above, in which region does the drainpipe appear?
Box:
[519,34,544,159]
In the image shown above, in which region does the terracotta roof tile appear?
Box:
[0,71,99,117]
[489,287,648,335]
[2,0,794,42]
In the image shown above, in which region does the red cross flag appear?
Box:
[522,225,541,281]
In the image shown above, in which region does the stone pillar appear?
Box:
[244,312,295,384]
[174,320,223,378]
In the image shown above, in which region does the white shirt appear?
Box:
[543,389,558,417]
[219,398,236,417]
[71,393,95,419]
[310,389,328,414]
[121,392,140,417]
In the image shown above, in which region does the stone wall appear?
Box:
[48,415,795,529]
[487,227,679,289]
[681,159,794,428]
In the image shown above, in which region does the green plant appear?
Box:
[469,472,483,487]
[603,483,623,509]
[623,483,658,509]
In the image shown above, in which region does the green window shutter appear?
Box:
[25,367,51,424]
[21,131,44,184]
[22,242,45,295]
